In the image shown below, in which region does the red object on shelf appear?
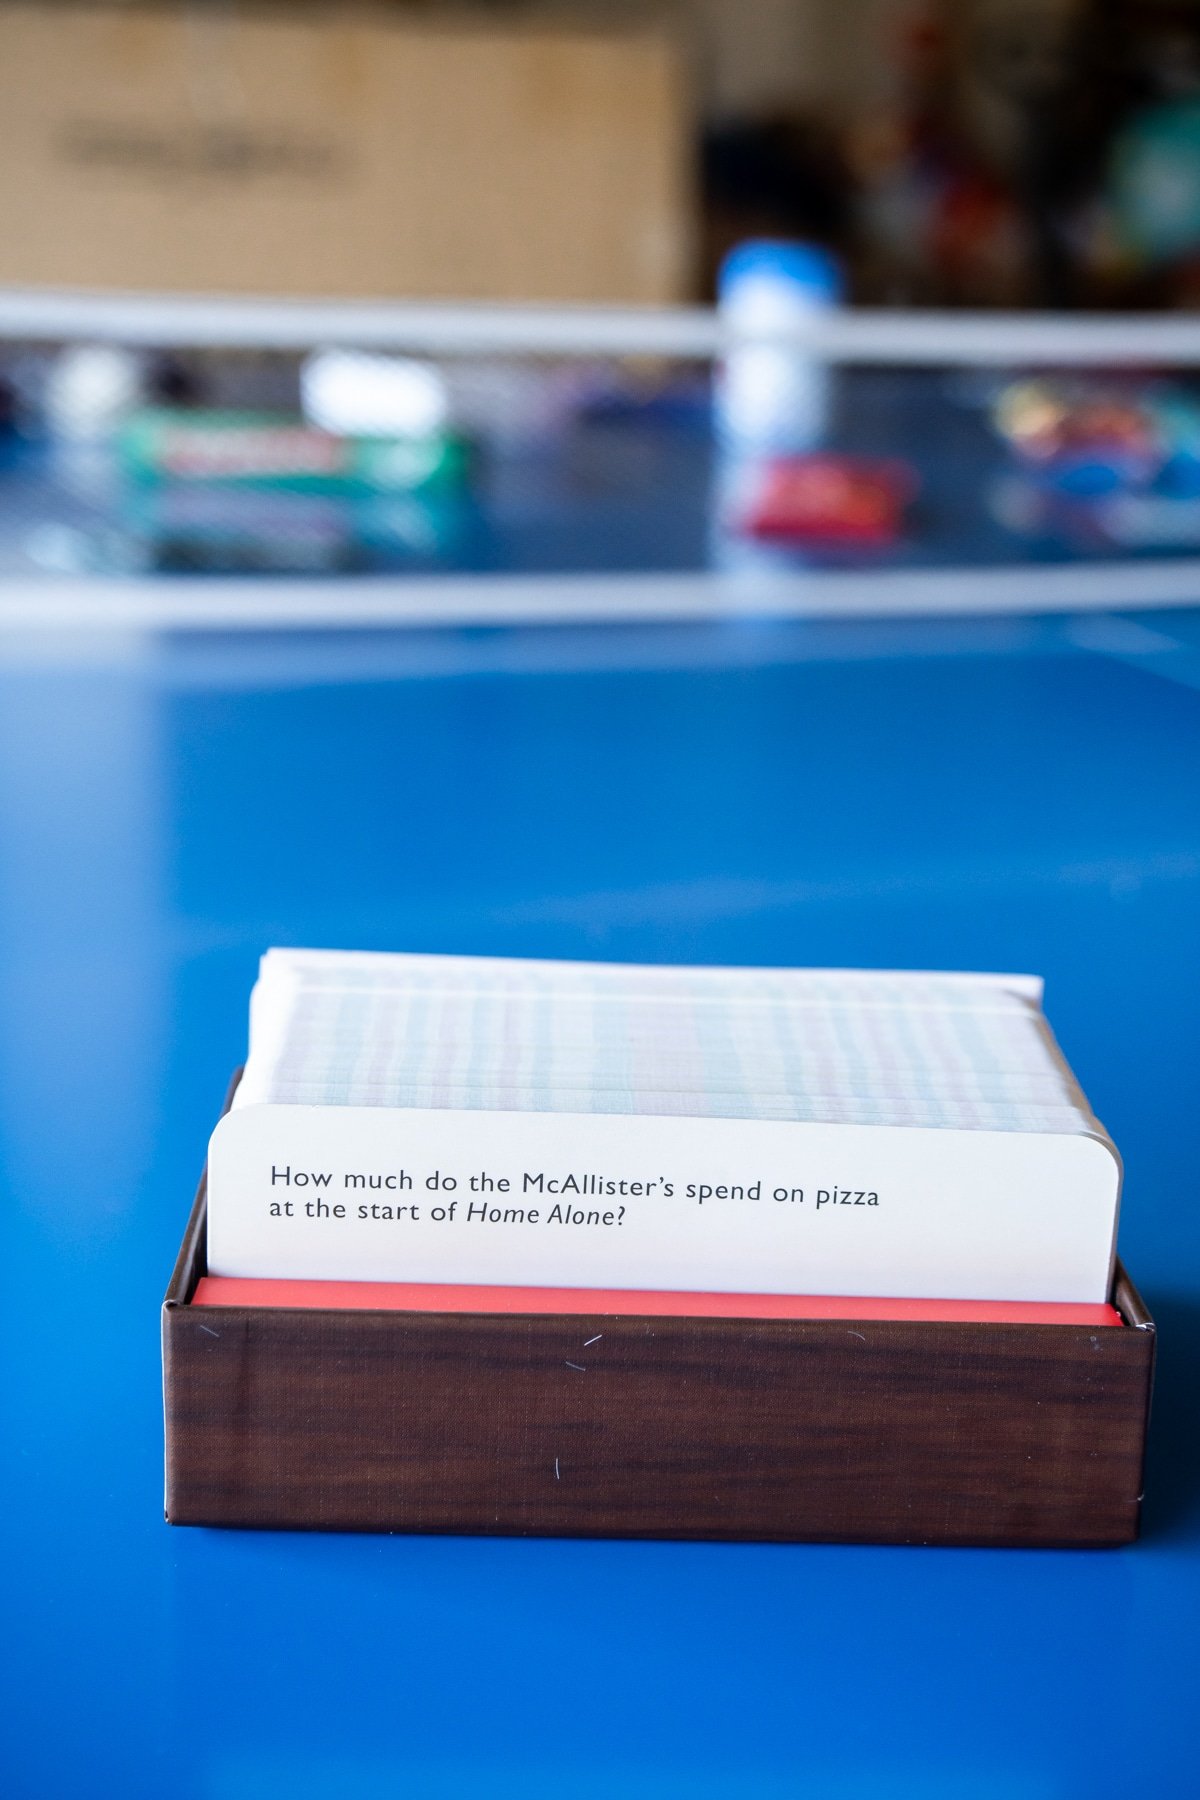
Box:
[740,454,916,544]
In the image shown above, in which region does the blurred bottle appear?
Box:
[43,344,144,442]
[716,240,843,453]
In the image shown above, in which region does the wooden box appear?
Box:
[163,1106,1155,1547]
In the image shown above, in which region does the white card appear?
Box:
[207,1102,1121,1303]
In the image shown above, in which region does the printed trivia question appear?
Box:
[264,1164,881,1224]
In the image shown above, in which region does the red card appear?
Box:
[192,1275,1122,1326]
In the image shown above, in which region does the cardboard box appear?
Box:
[162,1078,1155,1547]
[0,4,692,303]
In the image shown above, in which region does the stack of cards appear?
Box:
[204,950,1123,1305]
[235,951,1097,1133]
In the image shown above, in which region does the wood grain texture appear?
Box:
[163,1150,1155,1547]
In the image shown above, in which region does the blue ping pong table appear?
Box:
[2,600,1199,1798]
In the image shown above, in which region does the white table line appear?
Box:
[3,562,1200,632]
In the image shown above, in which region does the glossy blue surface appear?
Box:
[2,609,1199,1798]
